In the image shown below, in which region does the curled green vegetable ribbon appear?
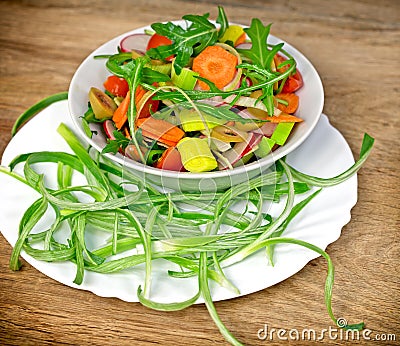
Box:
[177,137,217,172]
[11,92,68,137]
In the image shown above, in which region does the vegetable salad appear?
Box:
[83,6,303,172]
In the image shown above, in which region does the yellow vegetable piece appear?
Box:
[219,25,245,45]
[211,124,248,143]
[179,109,225,132]
[247,89,269,119]
[176,137,217,172]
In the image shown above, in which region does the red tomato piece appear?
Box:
[155,147,186,171]
[138,98,159,119]
[282,71,303,93]
[135,85,160,119]
[274,54,304,93]
[146,33,174,62]
[103,75,129,97]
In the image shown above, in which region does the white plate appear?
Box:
[0,100,356,303]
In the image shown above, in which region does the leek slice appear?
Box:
[176,137,217,172]
[171,64,199,90]
[219,25,245,45]
[254,137,276,158]
[270,122,294,145]
[146,60,172,75]
[178,109,225,132]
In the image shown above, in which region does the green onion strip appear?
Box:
[3,106,373,345]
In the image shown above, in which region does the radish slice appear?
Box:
[198,96,226,107]
[236,108,259,120]
[235,43,252,50]
[225,95,282,116]
[120,34,151,53]
[218,132,262,170]
[155,147,186,172]
[252,122,278,137]
[241,76,252,87]
[210,137,232,152]
[103,120,117,140]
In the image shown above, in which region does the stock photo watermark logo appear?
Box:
[257,318,397,342]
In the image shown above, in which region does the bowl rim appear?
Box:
[68,21,324,180]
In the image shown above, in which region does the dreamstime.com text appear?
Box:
[257,319,397,342]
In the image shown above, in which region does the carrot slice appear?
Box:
[123,126,132,139]
[275,93,299,114]
[112,86,152,130]
[192,45,238,90]
[136,117,185,146]
[141,130,179,147]
[135,85,147,102]
[269,112,303,123]
[235,32,246,46]
[112,91,131,129]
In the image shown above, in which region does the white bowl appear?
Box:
[68,21,324,192]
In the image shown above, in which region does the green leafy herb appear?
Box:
[216,6,229,39]
[192,102,266,124]
[102,132,129,155]
[237,19,274,69]
[11,92,68,137]
[147,14,219,74]
[3,120,373,344]
[236,19,291,115]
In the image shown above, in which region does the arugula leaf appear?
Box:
[142,17,296,117]
[192,102,266,124]
[81,118,93,138]
[194,76,221,93]
[102,131,130,154]
[102,141,120,155]
[147,15,219,75]
[142,67,170,84]
[237,19,272,69]
[238,62,279,81]
[216,6,229,39]
[105,52,169,82]
[235,19,294,115]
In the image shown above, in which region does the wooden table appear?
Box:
[1,1,399,345]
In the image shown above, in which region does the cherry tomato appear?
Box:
[103,75,129,97]
[281,71,303,93]
[155,147,186,171]
[137,97,159,118]
[274,54,304,93]
[135,85,160,119]
[146,33,174,62]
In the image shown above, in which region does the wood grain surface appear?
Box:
[0,1,399,345]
